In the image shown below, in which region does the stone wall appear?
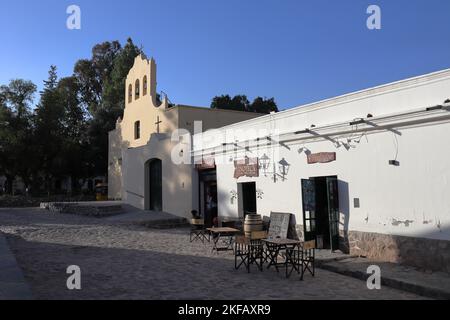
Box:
[41,202,123,218]
[348,230,450,274]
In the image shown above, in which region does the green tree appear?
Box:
[83,38,142,176]
[57,76,89,192]
[102,38,143,124]
[0,79,37,193]
[211,95,278,114]
[74,41,121,115]
[34,66,67,193]
[211,94,250,112]
[249,97,278,114]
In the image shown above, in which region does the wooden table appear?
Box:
[207,227,240,253]
[262,238,302,275]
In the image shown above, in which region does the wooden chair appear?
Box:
[190,219,210,243]
[300,240,316,280]
[234,236,251,273]
[249,231,267,270]
[287,240,316,280]
[234,232,267,273]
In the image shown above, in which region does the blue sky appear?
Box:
[1,0,450,110]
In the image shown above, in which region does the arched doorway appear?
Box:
[145,159,163,211]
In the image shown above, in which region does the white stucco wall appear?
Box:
[194,69,450,242]
[122,133,196,218]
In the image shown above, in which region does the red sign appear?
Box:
[195,158,216,170]
[307,152,336,164]
[234,158,259,179]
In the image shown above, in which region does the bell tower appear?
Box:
[125,54,158,108]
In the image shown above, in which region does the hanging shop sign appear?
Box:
[234,157,259,179]
[195,157,216,170]
[307,152,336,164]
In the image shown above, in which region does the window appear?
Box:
[135,79,140,100]
[134,121,141,140]
[128,84,133,103]
[143,76,148,96]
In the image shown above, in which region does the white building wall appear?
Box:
[196,69,450,243]
[122,134,196,218]
[214,123,450,242]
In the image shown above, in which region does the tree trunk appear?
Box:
[5,175,14,195]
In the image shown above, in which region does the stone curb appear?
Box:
[41,202,124,218]
[317,262,450,300]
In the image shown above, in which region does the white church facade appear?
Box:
[193,69,450,273]
[108,54,263,217]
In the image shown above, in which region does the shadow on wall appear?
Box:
[126,128,192,217]
[217,186,236,221]
[338,179,350,254]
[286,178,351,250]
[109,127,130,200]
[214,177,353,251]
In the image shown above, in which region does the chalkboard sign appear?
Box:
[268,212,292,239]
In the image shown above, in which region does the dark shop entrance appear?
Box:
[301,176,340,251]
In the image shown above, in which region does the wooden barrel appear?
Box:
[244,214,263,238]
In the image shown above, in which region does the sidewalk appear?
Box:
[103,204,189,228]
[317,257,450,300]
[0,232,33,300]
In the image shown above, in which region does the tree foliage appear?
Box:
[0,39,144,194]
[78,38,142,176]
[0,79,37,193]
[211,95,278,114]
[0,37,277,196]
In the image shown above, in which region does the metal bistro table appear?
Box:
[262,238,302,276]
[207,227,240,253]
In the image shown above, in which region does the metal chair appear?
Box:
[190,219,210,243]
[287,240,316,280]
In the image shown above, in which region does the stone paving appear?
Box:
[0,231,33,300]
[319,257,450,299]
[0,208,426,300]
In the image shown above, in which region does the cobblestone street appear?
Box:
[0,208,425,300]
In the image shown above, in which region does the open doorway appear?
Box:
[145,158,163,211]
[301,176,339,251]
[198,169,218,227]
[238,182,257,217]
